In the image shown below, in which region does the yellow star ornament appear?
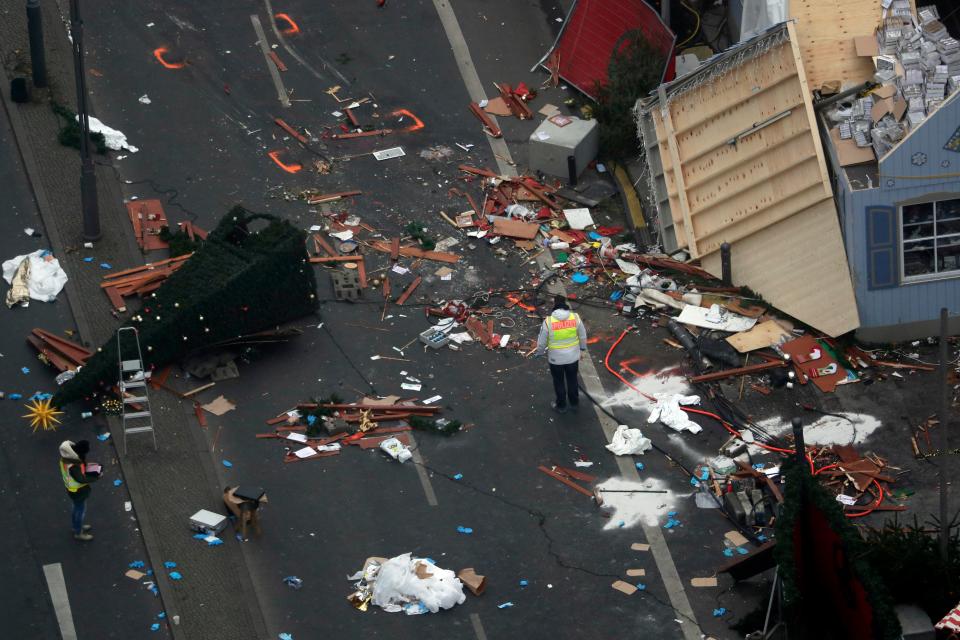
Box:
[22,398,64,432]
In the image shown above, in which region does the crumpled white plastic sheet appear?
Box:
[2,250,68,304]
[76,114,139,153]
[647,393,702,434]
[369,553,465,615]
[605,425,653,456]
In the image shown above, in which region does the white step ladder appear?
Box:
[117,327,157,454]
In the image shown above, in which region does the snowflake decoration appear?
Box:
[911,152,928,166]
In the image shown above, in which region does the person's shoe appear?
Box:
[73,532,94,541]
[551,402,568,414]
[81,524,92,532]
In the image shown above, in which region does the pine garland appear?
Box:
[408,415,461,436]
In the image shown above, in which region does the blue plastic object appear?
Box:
[571,272,589,284]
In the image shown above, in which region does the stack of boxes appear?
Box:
[836,4,959,159]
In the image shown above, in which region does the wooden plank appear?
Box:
[104,286,127,312]
[389,237,400,261]
[657,86,697,258]
[689,360,786,383]
[101,254,191,281]
[308,256,363,264]
[274,118,308,144]
[357,258,367,289]
[31,329,92,363]
[312,233,337,257]
[492,217,539,240]
[371,241,460,263]
[395,276,422,305]
[306,190,362,205]
[538,465,594,498]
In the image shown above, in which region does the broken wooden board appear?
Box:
[126,199,169,251]
[690,577,718,587]
[492,217,540,240]
[725,320,792,353]
[371,241,460,263]
[781,335,847,393]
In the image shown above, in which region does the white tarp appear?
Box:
[677,303,757,333]
[76,115,139,153]
[2,250,68,304]
[606,425,653,455]
[738,0,788,42]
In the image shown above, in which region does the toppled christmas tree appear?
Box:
[55,207,318,406]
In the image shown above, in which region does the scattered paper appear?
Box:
[286,432,308,443]
[422,395,442,404]
[138,94,152,105]
[401,383,422,392]
[836,494,856,506]
[201,395,236,416]
[563,208,595,230]
[435,266,453,279]
[373,146,405,161]
[330,230,354,242]
[294,446,317,459]
[447,332,473,344]
[391,265,409,275]
[538,103,561,117]
[124,501,132,512]
[317,443,341,453]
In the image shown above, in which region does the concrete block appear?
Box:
[895,604,934,640]
[528,116,598,179]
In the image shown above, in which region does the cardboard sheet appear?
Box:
[872,84,897,99]
[201,395,236,416]
[611,580,638,595]
[724,531,749,547]
[625,569,646,577]
[725,320,792,353]
[493,217,540,240]
[483,97,513,117]
[829,128,876,167]
[691,577,718,587]
[630,543,650,552]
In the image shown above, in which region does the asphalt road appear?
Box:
[0,103,171,637]
[15,0,952,638]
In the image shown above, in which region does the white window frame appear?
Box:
[900,197,960,283]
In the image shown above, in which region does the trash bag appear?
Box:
[2,250,68,306]
[605,425,653,455]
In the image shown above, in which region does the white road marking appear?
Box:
[408,433,439,506]
[261,0,351,85]
[430,0,516,177]
[470,612,488,640]
[432,1,698,632]
[43,563,77,640]
[250,14,291,108]
[577,348,702,640]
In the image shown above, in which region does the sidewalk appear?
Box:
[0,1,266,638]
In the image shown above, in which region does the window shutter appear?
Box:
[866,205,898,289]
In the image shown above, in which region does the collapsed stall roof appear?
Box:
[638,22,860,337]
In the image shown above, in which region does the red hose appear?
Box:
[603,329,875,516]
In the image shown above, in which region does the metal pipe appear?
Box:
[720,242,732,286]
[69,0,100,241]
[813,80,879,111]
[26,0,46,88]
[939,308,950,563]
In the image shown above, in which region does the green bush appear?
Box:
[52,102,107,155]
[55,207,318,406]
[861,517,960,622]
[593,31,667,160]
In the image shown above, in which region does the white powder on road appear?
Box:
[755,412,882,446]
[601,367,690,412]
[596,476,683,529]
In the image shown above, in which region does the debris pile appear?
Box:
[347,553,466,614]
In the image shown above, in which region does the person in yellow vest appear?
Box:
[59,440,100,541]
[535,296,588,413]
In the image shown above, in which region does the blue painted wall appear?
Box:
[839,94,960,332]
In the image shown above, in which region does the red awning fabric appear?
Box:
[541,0,675,100]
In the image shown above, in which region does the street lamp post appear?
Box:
[69,0,100,241]
[26,0,47,88]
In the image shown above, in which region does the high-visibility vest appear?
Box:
[548,313,581,350]
[60,460,87,493]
